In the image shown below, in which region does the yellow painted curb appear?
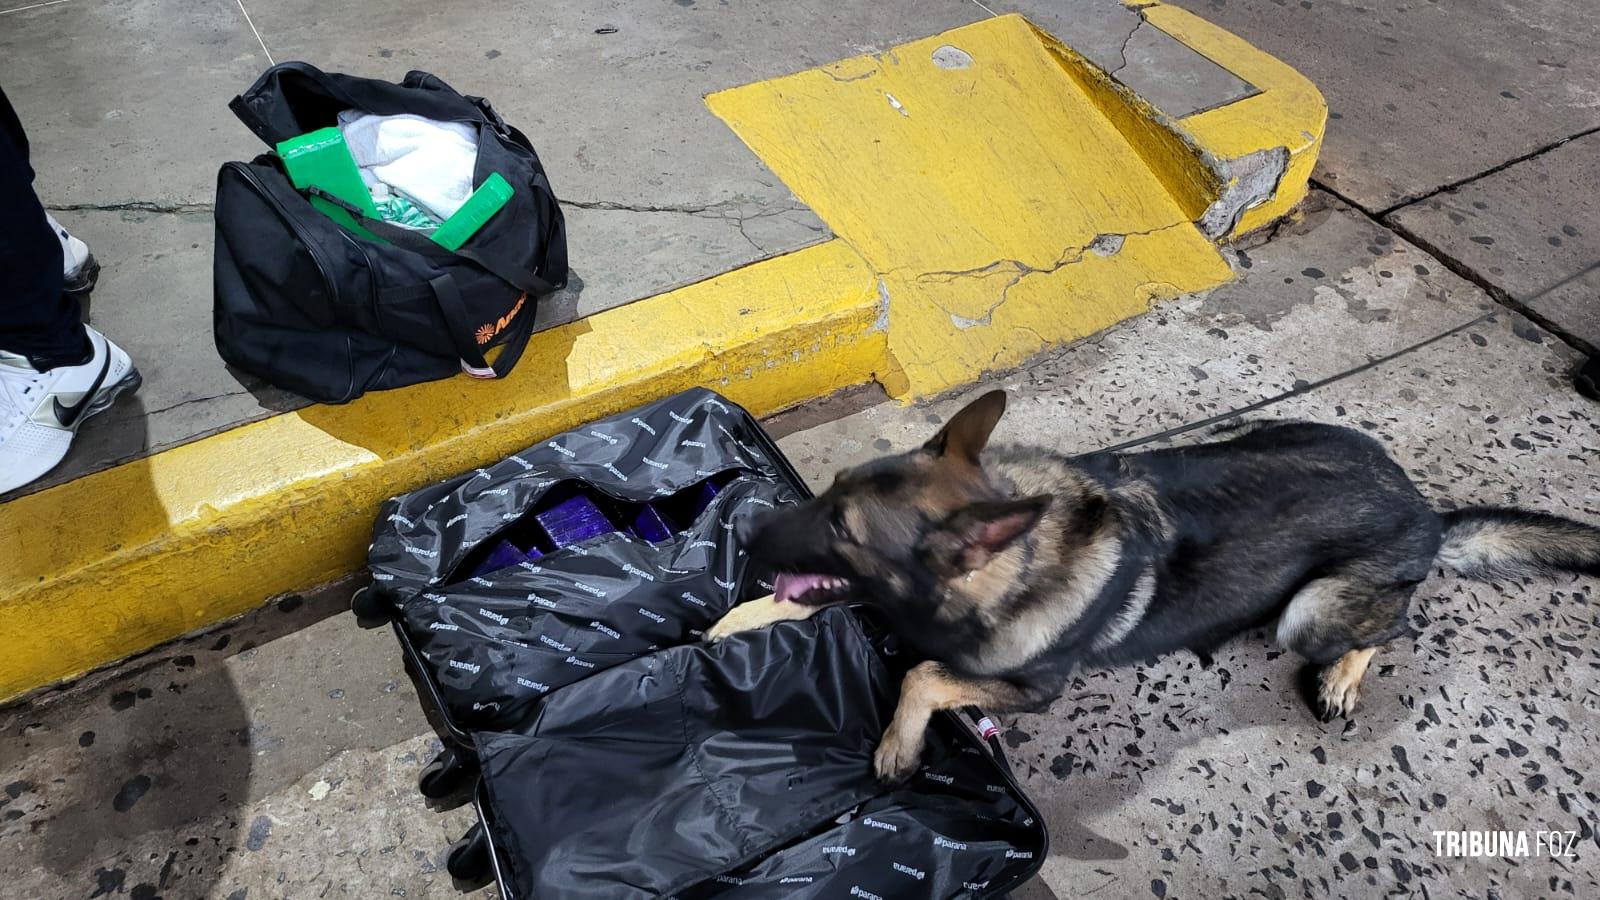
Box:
[0,240,885,700]
[1147,2,1328,236]
[706,10,1324,398]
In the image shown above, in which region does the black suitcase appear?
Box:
[356,389,1048,898]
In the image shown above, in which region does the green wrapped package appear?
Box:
[277,127,512,249]
[276,127,381,240]
[431,173,514,250]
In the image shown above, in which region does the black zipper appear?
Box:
[227,161,359,403]
[343,233,400,389]
[241,62,493,143]
[341,230,382,323]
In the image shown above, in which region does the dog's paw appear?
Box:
[1316,647,1378,721]
[704,597,781,642]
[1317,665,1362,721]
[872,725,925,784]
[705,605,758,642]
[706,595,820,642]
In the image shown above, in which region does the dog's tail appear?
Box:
[1437,506,1600,580]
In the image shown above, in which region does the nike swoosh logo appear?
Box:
[54,347,110,428]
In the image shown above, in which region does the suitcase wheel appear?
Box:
[351,586,391,628]
[446,823,491,882]
[419,744,473,799]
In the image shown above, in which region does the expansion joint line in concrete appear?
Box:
[1372,123,1600,219]
[1099,310,1498,454]
[1315,178,1597,358]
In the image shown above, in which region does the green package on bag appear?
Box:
[277,127,512,249]
[276,127,381,240]
[431,173,514,250]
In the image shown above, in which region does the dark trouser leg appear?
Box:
[0,84,89,370]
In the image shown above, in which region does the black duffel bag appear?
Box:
[213,62,568,403]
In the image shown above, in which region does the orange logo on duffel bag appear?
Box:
[476,294,528,345]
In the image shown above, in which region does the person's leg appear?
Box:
[0,85,139,494]
[0,84,90,369]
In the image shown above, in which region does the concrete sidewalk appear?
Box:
[1171,0,1600,351]
[3,191,1595,898]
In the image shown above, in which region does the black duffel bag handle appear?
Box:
[307,187,558,377]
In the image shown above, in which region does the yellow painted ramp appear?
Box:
[709,14,1236,396]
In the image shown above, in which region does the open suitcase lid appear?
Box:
[475,607,1048,900]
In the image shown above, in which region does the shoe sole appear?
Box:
[73,364,142,433]
[63,253,101,297]
[0,365,140,497]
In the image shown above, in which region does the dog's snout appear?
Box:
[737,504,813,566]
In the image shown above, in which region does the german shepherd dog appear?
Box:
[708,390,1600,782]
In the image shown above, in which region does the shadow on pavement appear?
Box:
[0,587,354,898]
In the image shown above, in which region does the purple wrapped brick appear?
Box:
[629,503,674,542]
[691,479,724,517]
[471,540,528,578]
[535,487,616,548]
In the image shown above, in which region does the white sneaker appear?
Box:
[44,213,99,295]
[0,326,140,493]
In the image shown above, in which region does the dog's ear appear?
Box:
[925,390,1007,465]
[920,494,1051,574]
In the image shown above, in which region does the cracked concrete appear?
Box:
[1108,13,1148,77]
[1199,146,1290,239]
[48,201,218,216]
[564,195,833,261]
[918,241,1103,329]
[910,223,1189,285]
[909,219,1198,338]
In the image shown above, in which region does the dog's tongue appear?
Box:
[773,573,826,604]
